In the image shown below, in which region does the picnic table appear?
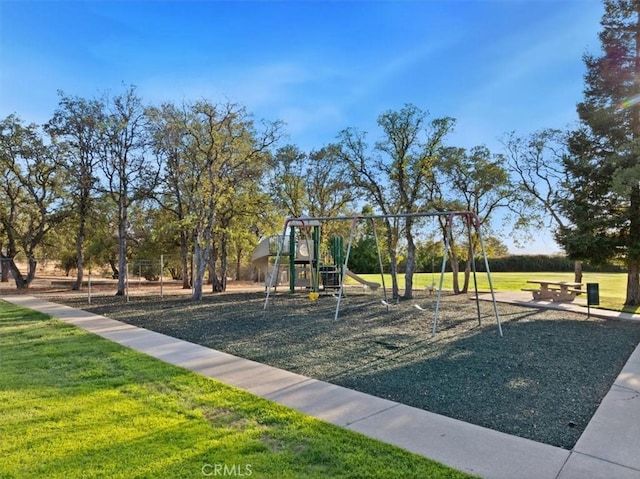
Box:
[521,280,583,302]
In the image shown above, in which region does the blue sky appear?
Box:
[0,0,604,253]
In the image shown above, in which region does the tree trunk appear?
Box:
[220,233,228,292]
[72,214,86,291]
[116,215,127,296]
[5,256,37,289]
[625,184,640,306]
[450,252,460,294]
[462,258,471,294]
[192,239,207,300]
[25,257,37,285]
[209,243,224,292]
[403,225,416,300]
[444,223,461,294]
[574,260,583,284]
[625,10,640,307]
[108,259,119,278]
[6,257,26,289]
[1,256,9,282]
[382,219,400,299]
[626,260,640,306]
[236,247,242,281]
[208,247,215,286]
[389,249,399,299]
[180,229,190,289]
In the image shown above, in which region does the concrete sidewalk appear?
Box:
[3,294,640,479]
[480,291,640,478]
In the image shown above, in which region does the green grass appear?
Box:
[349,272,638,313]
[0,301,475,479]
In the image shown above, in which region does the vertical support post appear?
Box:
[474,213,503,337]
[335,217,359,320]
[432,215,452,336]
[160,254,164,300]
[88,268,92,304]
[264,220,289,310]
[466,214,482,327]
[125,263,130,303]
[289,226,296,293]
[191,254,194,296]
[300,221,315,292]
[313,225,321,292]
[371,218,388,308]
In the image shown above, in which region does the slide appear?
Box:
[345,269,380,291]
[252,237,285,287]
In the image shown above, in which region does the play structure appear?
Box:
[257,211,503,337]
[251,217,380,293]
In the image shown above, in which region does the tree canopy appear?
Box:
[557,0,640,305]
[4,1,637,310]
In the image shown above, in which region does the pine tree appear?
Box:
[558,0,640,306]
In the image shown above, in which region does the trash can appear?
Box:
[586,283,599,306]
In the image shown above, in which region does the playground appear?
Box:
[52,288,640,451]
[7,210,640,454]
[251,217,383,294]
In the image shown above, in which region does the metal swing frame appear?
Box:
[263,210,503,337]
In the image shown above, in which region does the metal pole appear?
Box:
[467,213,482,327]
[125,263,130,302]
[289,226,296,293]
[335,217,359,320]
[88,268,92,304]
[433,215,452,336]
[160,255,164,299]
[313,225,320,292]
[264,220,290,310]
[474,213,503,337]
[300,221,316,292]
[371,218,388,307]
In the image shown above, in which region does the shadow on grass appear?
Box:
[1,302,478,479]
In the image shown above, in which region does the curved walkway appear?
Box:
[3,294,640,479]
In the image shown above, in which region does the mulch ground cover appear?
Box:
[48,288,640,450]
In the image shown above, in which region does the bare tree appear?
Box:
[338,104,454,299]
[438,145,513,293]
[46,92,104,290]
[146,102,192,289]
[501,129,583,282]
[99,86,159,296]
[180,100,282,300]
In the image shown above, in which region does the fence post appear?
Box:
[160,255,164,299]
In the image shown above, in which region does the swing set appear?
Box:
[262,210,503,337]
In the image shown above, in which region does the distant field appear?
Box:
[349,272,636,313]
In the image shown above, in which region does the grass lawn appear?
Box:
[0,300,475,479]
[349,272,638,313]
